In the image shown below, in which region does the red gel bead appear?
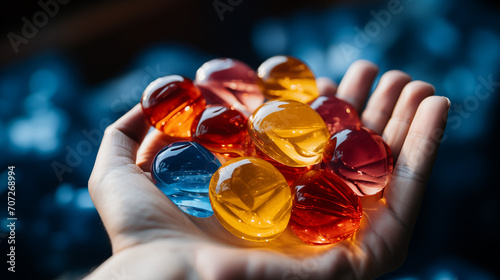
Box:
[255,148,311,186]
[290,170,362,245]
[141,75,206,139]
[323,127,393,196]
[193,105,252,157]
[196,58,265,116]
[309,96,361,135]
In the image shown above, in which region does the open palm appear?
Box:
[87,60,449,280]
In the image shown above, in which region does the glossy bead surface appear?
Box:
[209,157,292,241]
[141,75,206,139]
[257,56,319,103]
[309,96,361,135]
[323,127,393,196]
[152,141,221,217]
[248,100,329,167]
[290,170,363,245]
[192,105,251,157]
[255,148,312,186]
[196,58,264,115]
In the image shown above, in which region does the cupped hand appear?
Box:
[86,60,449,280]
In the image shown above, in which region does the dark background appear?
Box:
[1,0,499,279]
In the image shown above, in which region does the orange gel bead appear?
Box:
[141,75,206,139]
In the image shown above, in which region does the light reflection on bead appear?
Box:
[209,157,292,241]
[323,127,393,196]
[192,105,252,157]
[152,141,221,218]
[196,58,264,115]
[141,75,206,138]
[257,56,319,103]
[309,96,361,135]
[248,99,329,167]
[290,170,362,245]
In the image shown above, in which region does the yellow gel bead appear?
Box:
[209,157,292,242]
[257,56,319,103]
[248,100,329,167]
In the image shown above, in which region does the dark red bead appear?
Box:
[323,127,393,196]
[290,170,362,245]
[192,105,252,157]
[309,96,361,135]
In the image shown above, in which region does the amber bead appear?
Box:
[257,55,319,103]
[248,99,329,167]
[209,157,292,241]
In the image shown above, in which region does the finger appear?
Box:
[89,105,195,250]
[93,104,150,171]
[136,129,178,172]
[336,60,379,112]
[382,81,435,160]
[351,96,449,279]
[361,70,412,134]
[317,77,337,96]
[384,96,449,229]
[89,103,154,200]
[113,104,151,145]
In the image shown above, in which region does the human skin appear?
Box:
[86,60,449,280]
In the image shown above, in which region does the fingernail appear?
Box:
[444,97,451,109]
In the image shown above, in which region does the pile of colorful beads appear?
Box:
[142,56,393,245]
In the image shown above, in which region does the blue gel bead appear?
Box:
[151,141,221,217]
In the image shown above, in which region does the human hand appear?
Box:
[86,60,449,280]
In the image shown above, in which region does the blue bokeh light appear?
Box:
[55,183,75,205]
[443,67,476,100]
[252,18,288,58]
[75,188,94,209]
[418,17,461,58]
[29,69,60,98]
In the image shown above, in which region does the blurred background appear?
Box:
[1,0,499,279]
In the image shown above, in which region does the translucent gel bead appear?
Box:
[290,170,363,245]
[309,96,361,135]
[248,99,329,167]
[192,105,251,157]
[323,127,394,196]
[209,157,292,241]
[141,75,206,138]
[257,56,319,103]
[152,141,221,217]
[196,58,265,115]
[255,148,312,186]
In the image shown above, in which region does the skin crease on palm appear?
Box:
[86,60,450,280]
